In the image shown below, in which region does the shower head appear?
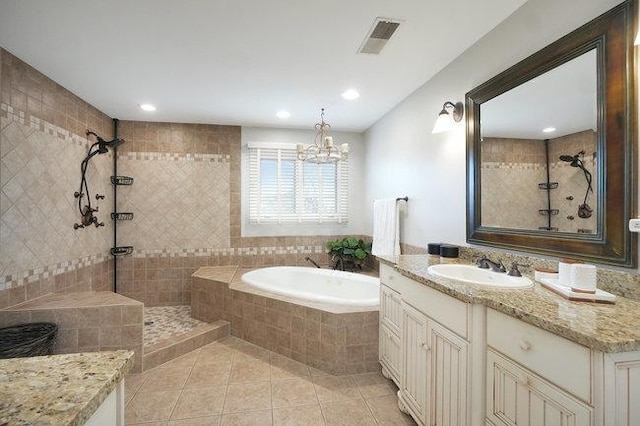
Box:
[559,154,576,163]
[86,130,125,153]
[101,138,125,149]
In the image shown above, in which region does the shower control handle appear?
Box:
[95,194,105,200]
[74,191,83,199]
[74,223,84,229]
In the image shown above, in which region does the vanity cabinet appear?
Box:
[380,260,640,426]
[379,264,474,426]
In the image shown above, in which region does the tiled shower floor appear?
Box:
[143,305,210,348]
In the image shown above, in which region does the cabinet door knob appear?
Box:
[519,340,532,351]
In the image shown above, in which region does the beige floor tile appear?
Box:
[321,399,377,426]
[232,343,271,363]
[157,349,201,369]
[271,355,310,380]
[198,344,235,364]
[309,367,332,377]
[168,415,220,425]
[223,382,272,413]
[125,373,147,405]
[273,404,325,426]
[351,372,397,398]
[365,395,416,425]
[128,422,168,426]
[185,363,232,389]
[271,377,318,408]
[229,359,271,384]
[139,366,192,392]
[220,409,273,425]
[125,390,181,424]
[312,375,362,402]
[171,386,227,420]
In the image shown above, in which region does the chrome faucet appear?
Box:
[305,257,321,268]
[476,255,506,273]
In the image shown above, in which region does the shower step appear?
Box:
[142,319,229,371]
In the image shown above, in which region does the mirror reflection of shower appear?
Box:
[74,130,125,229]
[559,150,593,218]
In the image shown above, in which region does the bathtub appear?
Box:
[241,266,379,306]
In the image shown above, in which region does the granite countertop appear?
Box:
[0,350,133,425]
[378,255,640,353]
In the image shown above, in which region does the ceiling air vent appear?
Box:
[358,18,402,55]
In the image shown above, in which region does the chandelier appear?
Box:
[296,108,349,163]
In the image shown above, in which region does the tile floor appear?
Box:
[126,336,416,425]
[144,306,210,347]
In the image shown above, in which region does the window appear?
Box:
[248,142,349,224]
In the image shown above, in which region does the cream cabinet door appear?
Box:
[487,349,593,426]
[380,322,402,384]
[604,351,640,426]
[402,301,429,424]
[428,320,468,426]
[402,301,470,426]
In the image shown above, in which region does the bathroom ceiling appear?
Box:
[0,0,527,132]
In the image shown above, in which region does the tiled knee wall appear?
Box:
[0,258,113,310]
[192,276,379,375]
[117,235,378,307]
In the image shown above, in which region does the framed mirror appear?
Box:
[466,1,636,267]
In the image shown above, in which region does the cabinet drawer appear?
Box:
[400,274,469,339]
[487,309,592,402]
[380,264,401,292]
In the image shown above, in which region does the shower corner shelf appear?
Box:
[538,182,558,190]
[111,246,133,256]
[539,209,559,216]
[111,176,134,185]
[111,212,134,221]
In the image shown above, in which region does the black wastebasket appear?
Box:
[0,323,57,359]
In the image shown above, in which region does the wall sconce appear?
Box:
[432,101,464,134]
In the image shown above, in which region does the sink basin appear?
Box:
[427,264,533,289]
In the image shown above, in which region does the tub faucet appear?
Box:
[305,257,321,268]
[476,255,506,273]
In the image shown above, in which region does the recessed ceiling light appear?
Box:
[542,127,556,133]
[276,110,291,119]
[139,104,156,112]
[341,89,360,100]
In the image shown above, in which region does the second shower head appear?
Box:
[87,130,125,154]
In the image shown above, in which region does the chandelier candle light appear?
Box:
[297,108,349,163]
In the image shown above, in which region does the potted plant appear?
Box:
[325,237,372,272]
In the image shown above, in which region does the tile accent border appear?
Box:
[1,102,111,156]
[118,151,229,163]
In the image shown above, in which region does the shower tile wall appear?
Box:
[481,131,597,233]
[0,49,114,309]
[481,138,546,230]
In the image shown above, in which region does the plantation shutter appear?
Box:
[248,142,349,224]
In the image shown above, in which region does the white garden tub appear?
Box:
[241,266,379,307]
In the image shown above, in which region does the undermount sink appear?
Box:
[427,264,534,289]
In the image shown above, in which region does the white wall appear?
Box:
[241,126,366,237]
[364,0,625,253]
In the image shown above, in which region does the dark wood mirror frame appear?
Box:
[466,0,637,267]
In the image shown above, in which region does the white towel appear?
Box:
[372,198,401,257]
